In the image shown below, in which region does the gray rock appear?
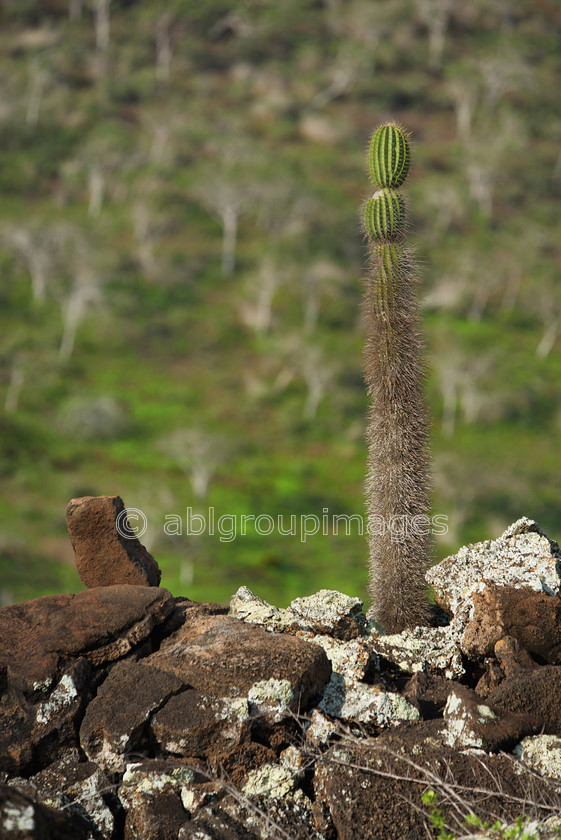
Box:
[318,673,419,728]
[514,735,561,782]
[427,518,561,620]
[367,624,465,679]
[289,589,366,640]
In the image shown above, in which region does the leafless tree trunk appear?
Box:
[88,164,104,217]
[132,202,157,276]
[155,14,173,81]
[239,258,283,336]
[536,318,560,358]
[69,0,82,20]
[4,365,25,414]
[159,429,227,500]
[220,204,238,278]
[414,0,454,70]
[26,59,48,130]
[2,227,50,302]
[301,346,333,420]
[193,178,249,278]
[93,0,111,52]
[447,77,478,145]
[59,267,101,362]
[437,361,458,438]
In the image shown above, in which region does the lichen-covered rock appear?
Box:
[514,735,561,782]
[147,614,331,709]
[304,708,340,746]
[118,760,193,840]
[441,684,538,751]
[0,585,175,694]
[180,788,325,840]
[289,589,366,640]
[313,730,561,840]
[302,633,376,682]
[242,763,296,799]
[319,673,419,728]
[427,518,561,619]
[402,671,454,719]
[150,689,249,762]
[1,658,92,776]
[230,586,366,640]
[367,624,464,679]
[247,678,294,720]
[0,782,88,840]
[80,659,184,773]
[229,586,295,632]
[30,750,115,839]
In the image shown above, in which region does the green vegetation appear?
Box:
[421,788,561,839]
[0,1,560,608]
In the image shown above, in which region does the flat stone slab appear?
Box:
[147,614,331,708]
[0,585,174,692]
[66,495,161,588]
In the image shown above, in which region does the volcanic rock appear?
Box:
[80,659,185,773]
[461,584,561,663]
[146,613,331,708]
[66,495,161,588]
[488,666,561,736]
[0,585,174,693]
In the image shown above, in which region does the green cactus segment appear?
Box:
[372,242,402,318]
[364,188,406,241]
[369,124,410,188]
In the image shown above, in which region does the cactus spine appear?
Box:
[362,123,431,633]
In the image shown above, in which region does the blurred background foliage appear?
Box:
[0,0,560,608]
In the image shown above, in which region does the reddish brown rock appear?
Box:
[150,689,249,764]
[0,783,88,840]
[147,614,331,709]
[487,666,561,736]
[462,584,561,663]
[66,495,161,588]
[441,683,538,752]
[402,671,454,719]
[494,635,538,677]
[80,659,185,773]
[31,750,115,839]
[313,722,559,840]
[118,760,193,840]
[475,657,507,696]
[0,585,174,693]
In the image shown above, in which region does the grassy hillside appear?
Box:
[1,0,560,608]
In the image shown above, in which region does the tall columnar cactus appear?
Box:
[362,123,431,633]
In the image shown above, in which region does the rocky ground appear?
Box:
[2,496,561,839]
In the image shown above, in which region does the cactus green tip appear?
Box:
[368,123,411,189]
[364,188,406,242]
